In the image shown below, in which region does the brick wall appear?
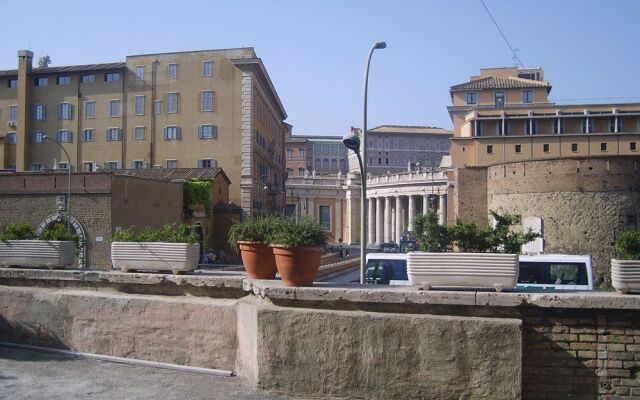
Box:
[523,308,640,399]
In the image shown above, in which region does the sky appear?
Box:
[1,0,639,135]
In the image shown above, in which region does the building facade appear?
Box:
[0,48,287,216]
[284,132,348,177]
[447,66,640,283]
[347,125,452,176]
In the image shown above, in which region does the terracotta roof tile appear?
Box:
[450,76,551,91]
[112,168,230,184]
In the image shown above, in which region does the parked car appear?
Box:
[380,242,399,253]
[365,253,409,285]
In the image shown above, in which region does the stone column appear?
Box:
[346,191,357,244]
[408,195,416,232]
[368,197,375,245]
[376,197,383,245]
[423,194,429,215]
[335,197,342,243]
[395,195,403,243]
[438,194,448,225]
[308,197,315,221]
[299,197,306,216]
[384,196,391,243]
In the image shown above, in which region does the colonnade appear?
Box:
[367,193,447,245]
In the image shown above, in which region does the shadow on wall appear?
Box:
[0,315,71,361]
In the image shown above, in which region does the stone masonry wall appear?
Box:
[453,166,488,226]
[487,157,640,285]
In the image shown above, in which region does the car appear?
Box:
[517,254,594,291]
[365,253,409,285]
[380,242,399,253]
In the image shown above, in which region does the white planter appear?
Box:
[0,240,76,269]
[406,252,519,292]
[611,259,640,294]
[111,242,200,274]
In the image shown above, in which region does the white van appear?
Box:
[517,254,594,291]
[364,253,410,285]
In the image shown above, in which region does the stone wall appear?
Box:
[487,157,640,284]
[452,166,488,226]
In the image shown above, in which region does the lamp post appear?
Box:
[344,41,386,284]
[42,135,71,231]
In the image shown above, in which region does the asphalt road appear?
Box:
[0,345,290,400]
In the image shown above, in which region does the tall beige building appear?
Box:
[0,48,287,216]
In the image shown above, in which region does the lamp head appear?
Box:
[374,41,387,49]
[342,132,361,153]
[42,134,49,140]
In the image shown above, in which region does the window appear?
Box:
[135,127,145,140]
[522,90,533,104]
[57,76,71,85]
[168,64,177,80]
[109,100,120,117]
[298,168,305,176]
[106,128,122,141]
[105,161,120,170]
[339,159,346,171]
[56,162,69,170]
[203,61,213,77]
[497,120,509,136]
[29,163,44,171]
[153,100,162,115]
[609,117,622,133]
[286,148,293,157]
[166,159,177,169]
[81,74,95,83]
[34,77,48,86]
[82,129,94,142]
[84,101,95,119]
[515,144,522,153]
[319,206,331,229]
[136,65,145,81]
[571,143,578,152]
[167,92,178,113]
[525,119,537,135]
[553,118,565,134]
[6,132,16,144]
[83,162,96,172]
[56,130,72,143]
[582,117,592,134]
[198,159,216,168]
[299,148,305,157]
[8,79,17,88]
[9,105,17,121]
[135,95,145,115]
[57,103,72,120]
[466,92,477,105]
[32,104,46,121]
[543,143,550,153]
[601,143,607,152]
[30,131,45,143]
[494,91,505,108]
[631,142,637,151]
[286,168,293,178]
[105,72,120,82]
[201,91,213,112]
[487,145,493,154]
[198,124,217,139]
[164,126,181,140]
[131,160,145,169]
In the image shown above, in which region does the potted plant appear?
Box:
[408,211,539,291]
[111,224,199,275]
[611,229,640,294]
[228,215,282,279]
[269,217,328,286]
[0,222,78,269]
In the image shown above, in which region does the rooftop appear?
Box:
[113,168,231,184]
[368,125,453,135]
[450,76,551,93]
[0,62,125,77]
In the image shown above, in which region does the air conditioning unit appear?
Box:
[7,121,16,128]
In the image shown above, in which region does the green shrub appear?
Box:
[39,223,80,252]
[413,211,450,252]
[183,180,212,218]
[227,214,285,253]
[449,218,490,252]
[112,224,198,244]
[0,223,36,240]
[268,216,328,248]
[616,230,640,260]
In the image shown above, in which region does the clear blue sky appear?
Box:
[2,0,639,135]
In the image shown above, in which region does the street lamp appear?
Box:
[345,40,386,285]
[42,135,71,231]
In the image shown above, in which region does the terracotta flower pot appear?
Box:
[271,244,323,286]
[237,241,277,279]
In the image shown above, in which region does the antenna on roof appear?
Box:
[480,0,524,68]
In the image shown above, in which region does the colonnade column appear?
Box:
[376,196,383,245]
[308,197,315,221]
[395,195,403,243]
[408,195,416,232]
[335,197,342,243]
[438,194,448,225]
[383,196,391,243]
[423,194,429,215]
[368,198,375,245]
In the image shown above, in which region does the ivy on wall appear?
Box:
[183,179,212,218]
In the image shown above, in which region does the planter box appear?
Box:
[611,259,640,294]
[0,240,76,269]
[111,242,200,274]
[407,252,519,292]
